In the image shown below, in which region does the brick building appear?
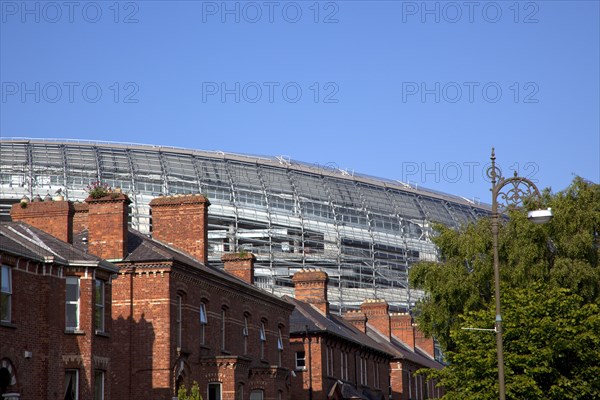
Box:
[4,193,295,400]
[347,300,444,400]
[285,269,394,400]
[1,193,445,400]
[0,201,118,400]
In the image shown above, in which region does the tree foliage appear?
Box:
[177,381,202,400]
[409,177,600,398]
[423,285,600,399]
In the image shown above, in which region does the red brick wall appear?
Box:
[72,202,89,236]
[292,269,329,315]
[149,195,210,264]
[10,200,74,243]
[0,253,113,400]
[222,253,255,284]
[390,313,415,350]
[111,262,293,400]
[87,195,130,261]
[361,299,391,340]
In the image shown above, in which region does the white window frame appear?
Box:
[295,351,306,370]
[207,382,222,400]
[1,265,12,323]
[200,303,207,345]
[66,277,80,330]
[277,328,284,366]
[94,370,104,400]
[341,351,348,381]
[243,316,249,355]
[326,345,334,376]
[260,322,266,359]
[65,369,79,400]
[94,279,105,333]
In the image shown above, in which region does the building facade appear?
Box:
[285,269,393,400]
[5,193,295,400]
[0,139,491,311]
[0,214,118,400]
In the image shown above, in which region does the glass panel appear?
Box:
[1,266,10,292]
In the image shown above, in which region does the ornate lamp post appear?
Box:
[487,148,553,400]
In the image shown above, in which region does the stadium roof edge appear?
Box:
[0,137,492,210]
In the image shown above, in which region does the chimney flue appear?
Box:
[149,194,210,264]
[292,268,329,315]
[222,252,255,284]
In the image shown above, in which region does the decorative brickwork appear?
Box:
[292,268,329,315]
[361,299,391,340]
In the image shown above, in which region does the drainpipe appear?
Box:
[306,325,313,400]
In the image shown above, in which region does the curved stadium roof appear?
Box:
[0,138,490,311]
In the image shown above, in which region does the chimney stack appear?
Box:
[11,197,74,243]
[390,313,415,351]
[149,194,210,265]
[343,310,367,333]
[87,194,131,260]
[292,268,329,315]
[361,299,391,339]
[415,325,435,359]
[222,252,255,284]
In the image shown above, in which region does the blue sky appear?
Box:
[1,0,598,202]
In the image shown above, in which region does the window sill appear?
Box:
[220,349,231,355]
[0,321,16,329]
[200,344,211,350]
[295,367,307,371]
[64,329,85,335]
[95,330,110,338]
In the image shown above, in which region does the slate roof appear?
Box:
[365,324,443,370]
[73,228,293,307]
[0,222,117,272]
[284,296,394,358]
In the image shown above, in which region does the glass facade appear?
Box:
[0,139,490,311]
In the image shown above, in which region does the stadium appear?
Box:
[0,138,490,311]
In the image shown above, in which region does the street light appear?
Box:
[486,148,553,400]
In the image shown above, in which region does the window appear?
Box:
[94,370,104,400]
[64,369,79,400]
[236,383,244,400]
[249,390,264,400]
[277,328,284,366]
[94,280,105,333]
[199,303,207,345]
[374,363,380,388]
[243,316,249,355]
[66,277,80,330]
[341,351,348,381]
[221,309,226,351]
[176,295,182,349]
[259,322,266,359]
[326,346,334,376]
[208,382,221,400]
[359,356,367,386]
[295,351,306,370]
[1,266,12,323]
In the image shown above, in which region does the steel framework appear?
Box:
[0,138,490,311]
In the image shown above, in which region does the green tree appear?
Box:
[410,177,600,352]
[177,381,202,400]
[422,284,600,399]
[409,177,600,398]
